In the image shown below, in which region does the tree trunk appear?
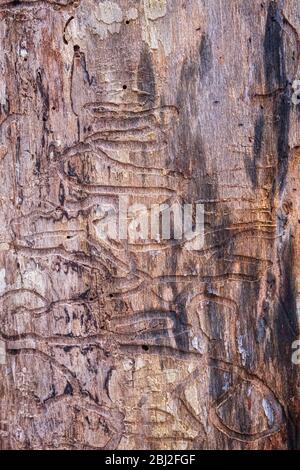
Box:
[0,0,299,450]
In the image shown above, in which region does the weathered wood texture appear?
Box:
[0,0,299,450]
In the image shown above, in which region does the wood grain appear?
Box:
[0,0,299,450]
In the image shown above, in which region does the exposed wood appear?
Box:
[0,0,299,450]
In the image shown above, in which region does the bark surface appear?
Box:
[0,0,299,450]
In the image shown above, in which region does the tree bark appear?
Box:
[0,0,299,450]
